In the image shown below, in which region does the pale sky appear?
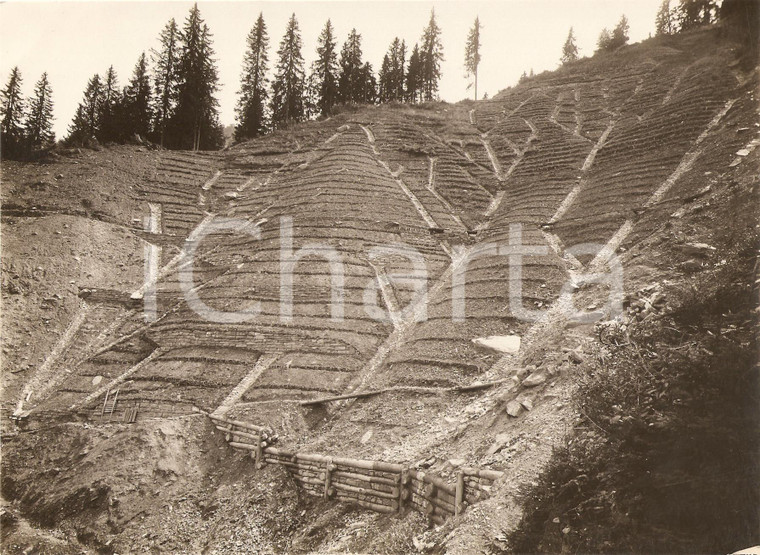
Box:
[1,1,663,139]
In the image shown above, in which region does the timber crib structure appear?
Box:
[199,409,503,525]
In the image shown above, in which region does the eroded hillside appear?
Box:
[2,29,759,553]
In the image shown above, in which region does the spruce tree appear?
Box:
[66,73,103,145]
[381,38,406,102]
[420,9,444,101]
[378,54,392,102]
[656,0,675,35]
[610,15,630,49]
[561,27,579,64]
[464,17,482,100]
[172,4,223,150]
[309,19,339,117]
[152,18,180,146]
[394,39,407,101]
[338,28,364,104]
[122,53,152,141]
[235,12,269,140]
[406,43,423,102]
[359,62,377,104]
[1,67,25,158]
[596,28,613,52]
[99,66,120,143]
[25,72,55,151]
[270,13,306,128]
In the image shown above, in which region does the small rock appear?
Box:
[568,350,584,364]
[506,401,522,417]
[680,242,715,257]
[360,430,373,444]
[472,335,521,354]
[448,458,465,467]
[552,517,560,524]
[522,371,547,387]
[736,148,751,156]
[520,398,533,411]
[562,526,571,535]
[681,259,703,273]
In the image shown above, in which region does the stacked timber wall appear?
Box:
[201,410,502,525]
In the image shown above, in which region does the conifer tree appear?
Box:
[66,73,103,145]
[596,28,613,52]
[152,18,180,146]
[99,66,121,143]
[25,72,55,151]
[270,13,306,128]
[172,4,223,150]
[465,17,482,100]
[610,15,630,49]
[1,67,25,158]
[405,43,423,102]
[561,27,580,64]
[309,19,339,117]
[656,0,675,35]
[378,54,392,102]
[235,13,269,140]
[359,62,377,104]
[394,39,407,101]
[121,53,152,141]
[420,9,444,101]
[338,28,364,104]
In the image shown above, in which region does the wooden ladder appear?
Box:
[101,389,119,420]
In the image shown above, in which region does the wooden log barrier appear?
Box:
[332,470,398,487]
[455,471,465,516]
[331,481,399,500]
[204,412,505,524]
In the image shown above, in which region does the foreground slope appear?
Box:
[2,28,758,552]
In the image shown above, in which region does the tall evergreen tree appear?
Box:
[394,39,407,101]
[359,62,377,104]
[561,27,579,64]
[270,13,306,128]
[235,12,270,140]
[338,28,364,104]
[99,65,121,143]
[656,0,675,35]
[378,54,393,102]
[1,67,25,158]
[25,72,55,151]
[382,38,406,102]
[610,15,630,49]
[406,43,423,102]
[420,9,444,101]
[597,28,613,52]
[152,18,180,146]
[172,4,223,150]
[66,73,103,145]
[465,17,482,100]
[122,53,152,141]
[309,19,339,117]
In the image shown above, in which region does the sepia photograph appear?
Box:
[1,0,759,552]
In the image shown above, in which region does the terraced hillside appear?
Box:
[2,28,758,553]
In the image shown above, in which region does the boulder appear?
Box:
[472,335,521,354]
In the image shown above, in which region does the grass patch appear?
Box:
[503,240,759,553]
